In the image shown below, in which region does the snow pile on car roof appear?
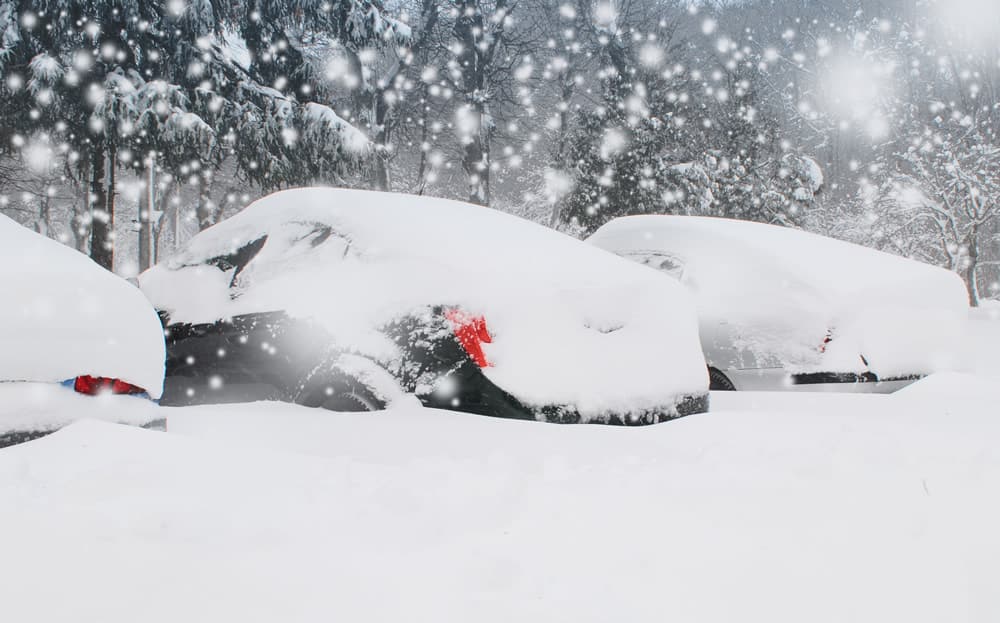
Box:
[588,215,969,377]
[0,215,165,397]
[140,188,707,418]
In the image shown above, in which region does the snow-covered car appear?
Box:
[588,215,969,393]
[139,188,709,424]
[0,215,166,447]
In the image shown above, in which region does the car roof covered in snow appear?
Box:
[588,214,969,312]
[0,215,165,397]
[140,188,708,418]
[143,188,697,323]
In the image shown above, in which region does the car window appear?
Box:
[265,220,354,265]
[289,223,336,250]
[621,250,686,280]
[204,235,268,287]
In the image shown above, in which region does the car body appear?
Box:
[0,215,165,446]
[588,215,969,393]
[139,188,709,424]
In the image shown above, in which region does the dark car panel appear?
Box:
[160,307,706,425]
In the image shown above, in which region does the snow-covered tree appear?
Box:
[444,0,524,205]
[0,2,172,268]
[556,2,823,233]
[163,0,400,218]
[865,111,1000,305]
[556,0,692,231]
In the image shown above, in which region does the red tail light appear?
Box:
[819,330,833,353]
[73,375,147,396]
[445,309,493,368]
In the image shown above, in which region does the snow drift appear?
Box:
[0,382,163,443]
[140,188,708,419]
[4,386,1000,622]
[588,215,969,378]
[0,215,165,397]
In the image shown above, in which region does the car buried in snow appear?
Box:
[0,215,165,447]
[588,215,969,393]
[139,188,709,424]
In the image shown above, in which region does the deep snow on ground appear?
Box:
[962,304,1000,376]
[0,311,997,622]
[1,376,1000,623]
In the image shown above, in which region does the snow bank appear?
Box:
[892,371,997,408]
[140,188,707,418]
[0,383,162,437]
[589,215,969,377]
[960,305,1000,376]
[0,215,165,397]
[3,390,1000,622]
[708,388,890,416]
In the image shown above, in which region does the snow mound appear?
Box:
[0,382,162,437]
[4,395,1000,622]
[0,215,165,397]
[959,305,1000,376]
[891,372,996,405]
[140,188,707,419]
[589,215,969,377]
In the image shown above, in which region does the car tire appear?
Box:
[708,367,736,391]
[295,377,385,412]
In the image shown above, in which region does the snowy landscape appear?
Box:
[2,358,1000,621]
[1,0,1000,620]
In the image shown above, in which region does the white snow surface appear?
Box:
[0,382,162,435]
[140,188,708,418]
[961,305,1000,376]
[1,372,999,622]
[588,215,969,377]
[0,215,165,397]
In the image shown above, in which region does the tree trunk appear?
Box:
[966,228,981,306]
[372,147,390,192]
[35,193,51,237]
[154,181,180,260]
[453,0,492,206]
[89,144,113,270]
[550,79,575,228]
[195,174,217,230]
[106,147,116,266]
[414,88,431,194]
[138,159,154,272]
[461,102,491,206]
[371,91,392,191]
[74,160,91,253]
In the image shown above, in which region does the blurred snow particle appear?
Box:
[599,127,627,160]
[544,168,575,204]
[639,44,664,68]
[593,1,617,28]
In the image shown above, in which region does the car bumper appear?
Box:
[725,368,921,393]
[420,362,709,425]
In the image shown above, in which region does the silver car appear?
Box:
[589,215,969,393]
